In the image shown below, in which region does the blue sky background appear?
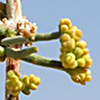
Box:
[0,0,100,100]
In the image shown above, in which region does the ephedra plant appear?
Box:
[0,0,92,100]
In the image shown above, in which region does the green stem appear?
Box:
[1,31,61,46]
[22,54,65,71]
[34,32,61,41]
[6,47,38,59]
[1,36,27,46]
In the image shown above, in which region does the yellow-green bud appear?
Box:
[22,75,30,86]
[7,70,15,79]
[85,70,91,76]
[74,36,81,41]
[60,34,70,42]
[62,39,75,50]
[75,29,82,38]
[77,58,86,68]
[59,25,69,33]
[68,29,75,38]
[70,61,78,69]
[29,83,37,90]
[85,75,92,82]
[71,26,78,31]
[83,53,90,60]
[74,47,83,58]
[0,46,5,57]
[79,73,86,81]
[29,74,36,83]
[85,58,92,68]
[76,40,87,49]
[62,62,69,69]
[59,18,72,27]
[64,53,75,66]
[83,48,89,54]
[34,77,41,85]
[9,75,19,81]
[17,81,23,90]
[67,39,75,50]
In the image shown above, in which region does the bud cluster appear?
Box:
[22,74,41,95]
[59,18,92,85]
[17,17,37,47]
[6,70,41,96]
[68,68,92,85]
[0,17,37,47]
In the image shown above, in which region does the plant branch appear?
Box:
[6,46,38,59]
[6,0,22,100]
[34,32,61,41]
[22,54,65,71]
[1,31,61,46]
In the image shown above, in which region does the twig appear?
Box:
[1,31,61,46]
[6,47,38,59]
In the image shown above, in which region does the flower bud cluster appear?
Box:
[0,17,37,47]
[59,18,92,85]
[22,74,41,95]
[6,70,41,96]
[68,68,92,85]
[17,17,37,47]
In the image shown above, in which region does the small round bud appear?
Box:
[74,36,81,41]
[62,62,69,69]
[9,75,19,81]
[7,70,15,79]
[76,40,87,49]
[67,39,75,50]
[68,29,75,38]
[22,75,30,86]
[83,48,89,54]
[60,34,70,42]
[74,47,83,58]
[0,46,5,57]
[85,70,91,75]
[64,53,75,65]
[59,18,72,27]
[34,77,41,85]
[29,83,37,90]
[79,73,86,81]
[85,75,92,82]
[17,81,23,90]
[77,58,86,68]
[59,25,69,33]
[29,74,36,83]
[70,61,78,69]
[83,53,90,60]
[85,58,92,68]
[76,29,82,38]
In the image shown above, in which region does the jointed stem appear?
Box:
[22,54,64,71]
[1,31,61,46]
